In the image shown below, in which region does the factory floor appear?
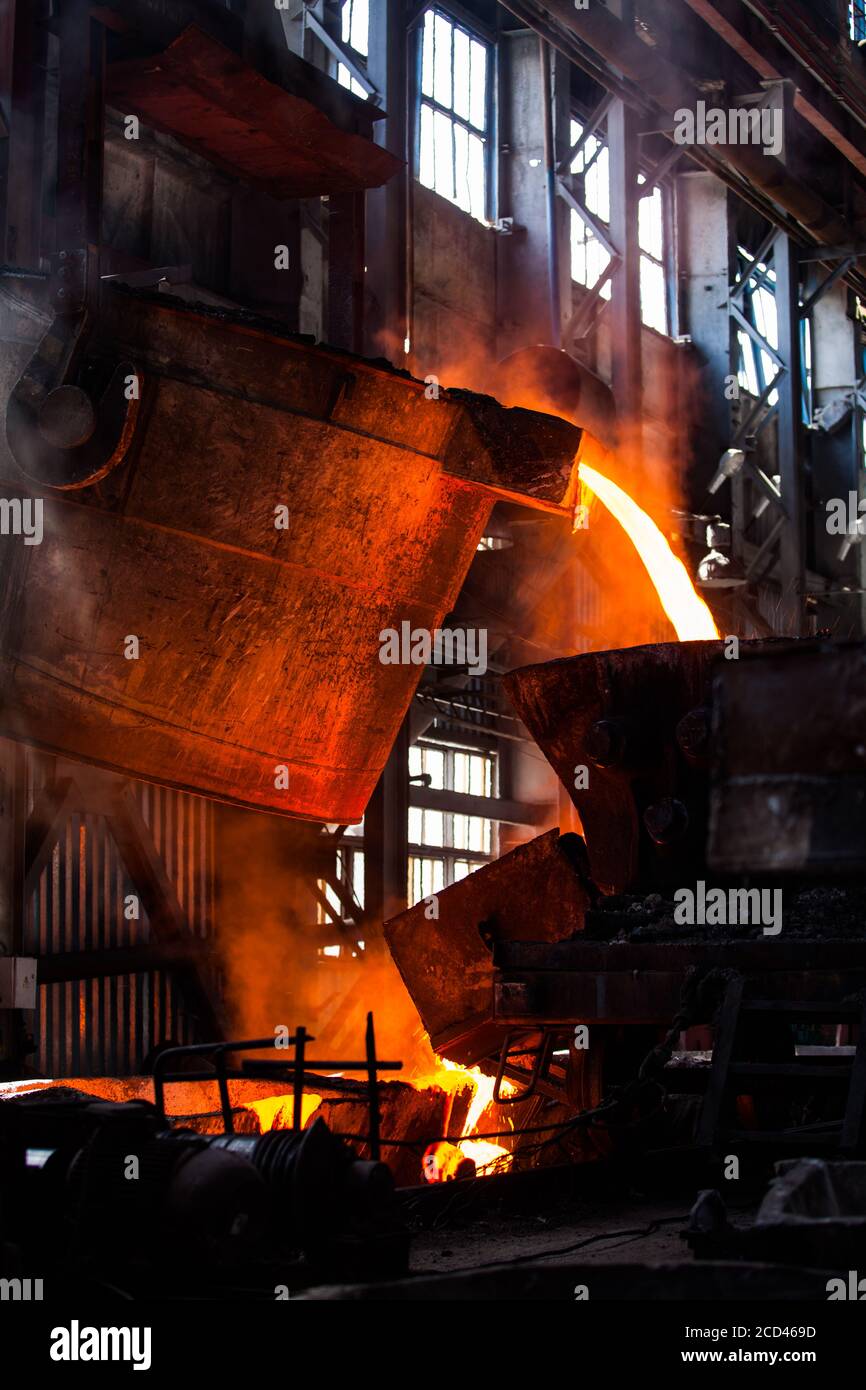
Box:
[408,1190,703,1275]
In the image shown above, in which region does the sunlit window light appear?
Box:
[337,0,370,98]
[418,9,489,223]
[407,740,497,905]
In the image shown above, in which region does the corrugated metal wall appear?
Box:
[22,751,216,1077]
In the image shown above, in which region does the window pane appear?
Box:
[452,814,491,852]
[640,256,667,334]
[453,121,470,212]
[570,119,584,174]
[571,210,588,286]
[738,330,760,396]
[638,186,663,261]
[351,850,364,907]
[469,39,487,131]
[753,285,778,347]
[467,131,485,219]
[350,0,369,56]
[433,12,453,108]
[417,809,444,846]
[585,146,609,222]
[409,745,423,778]
[454,752,469,794]
[453,27,470,122]
[433,108,455,201]
[422,10,435,97]
[419,102,435,189]
[409,855,445,905]
[586,234,611,293]
[426,747,445,788]
[408,806,423,843]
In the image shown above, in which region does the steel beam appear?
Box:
[774,231,807,635]
[607,98,643,434]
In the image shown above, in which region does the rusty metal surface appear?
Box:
[384,830,591,1063]
[708,640,866,875]
[106,25,402,199]
[504,641,729,894]
[0,289,581,822]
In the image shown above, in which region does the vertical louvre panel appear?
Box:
[24,754,216,1077]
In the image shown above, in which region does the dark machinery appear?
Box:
[0,1022,408,1296]
[386,638,866,1164]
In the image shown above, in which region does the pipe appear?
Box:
[498,0,858,251]
[539,37,560,346]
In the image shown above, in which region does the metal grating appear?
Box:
[22,751,216,1077]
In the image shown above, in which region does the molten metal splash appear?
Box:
[434,1058,512,1175]
[577,457,719,642]
[243,1093,323,1131]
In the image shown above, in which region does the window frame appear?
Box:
[413,5,496,225]
[567,108,675,336]
[407,738,498,902]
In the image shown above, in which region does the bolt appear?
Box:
[676,706,711,766]
[586,718,629,769]
[643,797,689,846]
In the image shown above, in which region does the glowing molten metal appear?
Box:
[577,458,719,642]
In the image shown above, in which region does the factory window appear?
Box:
[569,117,611,303]
[417,8,490,222]
[407,740,496,904]
[315,823,365,956]
[850,1,866,41]
[735,246,813,424]
[569,119,670,332]
[637,178,668,335]
[336,0,370,98]
[735,249,779,402]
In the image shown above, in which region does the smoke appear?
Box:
[215,806,450,1078]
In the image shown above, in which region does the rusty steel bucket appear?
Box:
[504,642,729,894]
[384,829,592,1063]
[0,287,581,820]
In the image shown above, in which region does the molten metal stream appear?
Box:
[577,457,719,642]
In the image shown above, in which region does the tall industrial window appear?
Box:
[316,821,365,958]
[735,245,813,424]
[850,2,866,41]
[407,741,497,905]
[637,177,668,335]
[569,117,611,302]
[336,0,369,97]
[417,8,490,222]
[569,118,669,332]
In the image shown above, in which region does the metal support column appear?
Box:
[363,0,408,360]
[363,713,410,937]
[607,98,643,440]
[775,232,806,636]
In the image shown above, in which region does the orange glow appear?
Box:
[420,1057,513,1177]
[242,1092,322,1132]
[577,447,718,643]
[422,1140,476,1182]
